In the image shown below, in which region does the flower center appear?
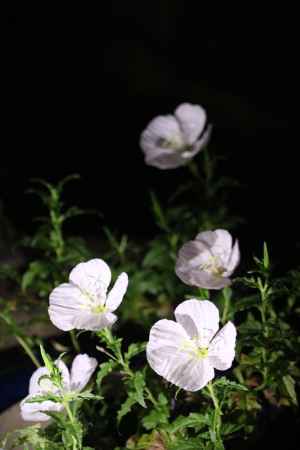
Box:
[200,255,225,277]
[181,339,209,360]
[91,304,107,314]
[157,135,188,152]
[79,287,107,313]
[195,347,209,359]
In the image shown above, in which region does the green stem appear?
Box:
[221,288,231,324]
[207,381,223,448]
[64,400,75,424]
[70,330,81,353]
[64,400,81,450]
[257,280,270,389]
[145,387,158,407]
[16,336,40,368]
[207,381,220,412]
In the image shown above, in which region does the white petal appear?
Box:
[175,300,219,345]
[72,311,117,331]
[175,103,207,145]
[70,354,98,392]
[211,230,233,265]
[106,272,128,312]
[208,321,236,371]
[176,240,212,267]
[146,319,214,391]
[48,283,86,331]
[177,268,232,290]
[20,395,64,422]
[29,367,51,395]
[196,229,235,269]
[29,362,70,396]
[140,115,182,154]
[195,230,216,246]
[225,240,240,276]
[175,241,214,283]
[145,150,185,169]
[187,124,212,155]
[69,259,111,296]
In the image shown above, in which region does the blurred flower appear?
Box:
[49,258,128,331]
[146,299,236,391]
[140,103,211,169]
[20,354,97,421]
[175,229,240,289]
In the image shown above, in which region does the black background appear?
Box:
[2,3,299,268]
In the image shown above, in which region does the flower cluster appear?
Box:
[20,102,240,430]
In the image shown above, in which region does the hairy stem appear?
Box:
[207,381,223,448]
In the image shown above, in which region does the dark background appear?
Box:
[2,3,299,268]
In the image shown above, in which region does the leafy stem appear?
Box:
[206,381,224,449]
[97,328,157,407]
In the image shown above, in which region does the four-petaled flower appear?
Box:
[140,103,212,169]
[49,258,128,331]
[146,299,236,391]
[175,229,240,290]
[20,354,97,421]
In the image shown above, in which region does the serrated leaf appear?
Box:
[167,412,210,433]
[282,375,298,406]
[168,436,206,450]
[133,371,146,407]
[96,360,116,387]
[125,342,147,361]
[214,377,248,392]
[142,393,170,430]
[76,391,102,401]
[117,395,137,424]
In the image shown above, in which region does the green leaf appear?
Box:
[39,344,54,374]
[76,391,102,401]
[168,412,210,433]
[168,437,206,450]
[96,360,116,387]
[117,395,137,424]
[142,394,170,430]
[125,342,147,361]
[213,377,248,392]
[263,242,270,269]
[133,371,146,407]
[282,375,298,406]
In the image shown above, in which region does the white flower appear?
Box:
[140,103,212,169]
[146,299,236,391]
[175,229,240,290]
[48,258,128,331]
[20,354,97,421]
